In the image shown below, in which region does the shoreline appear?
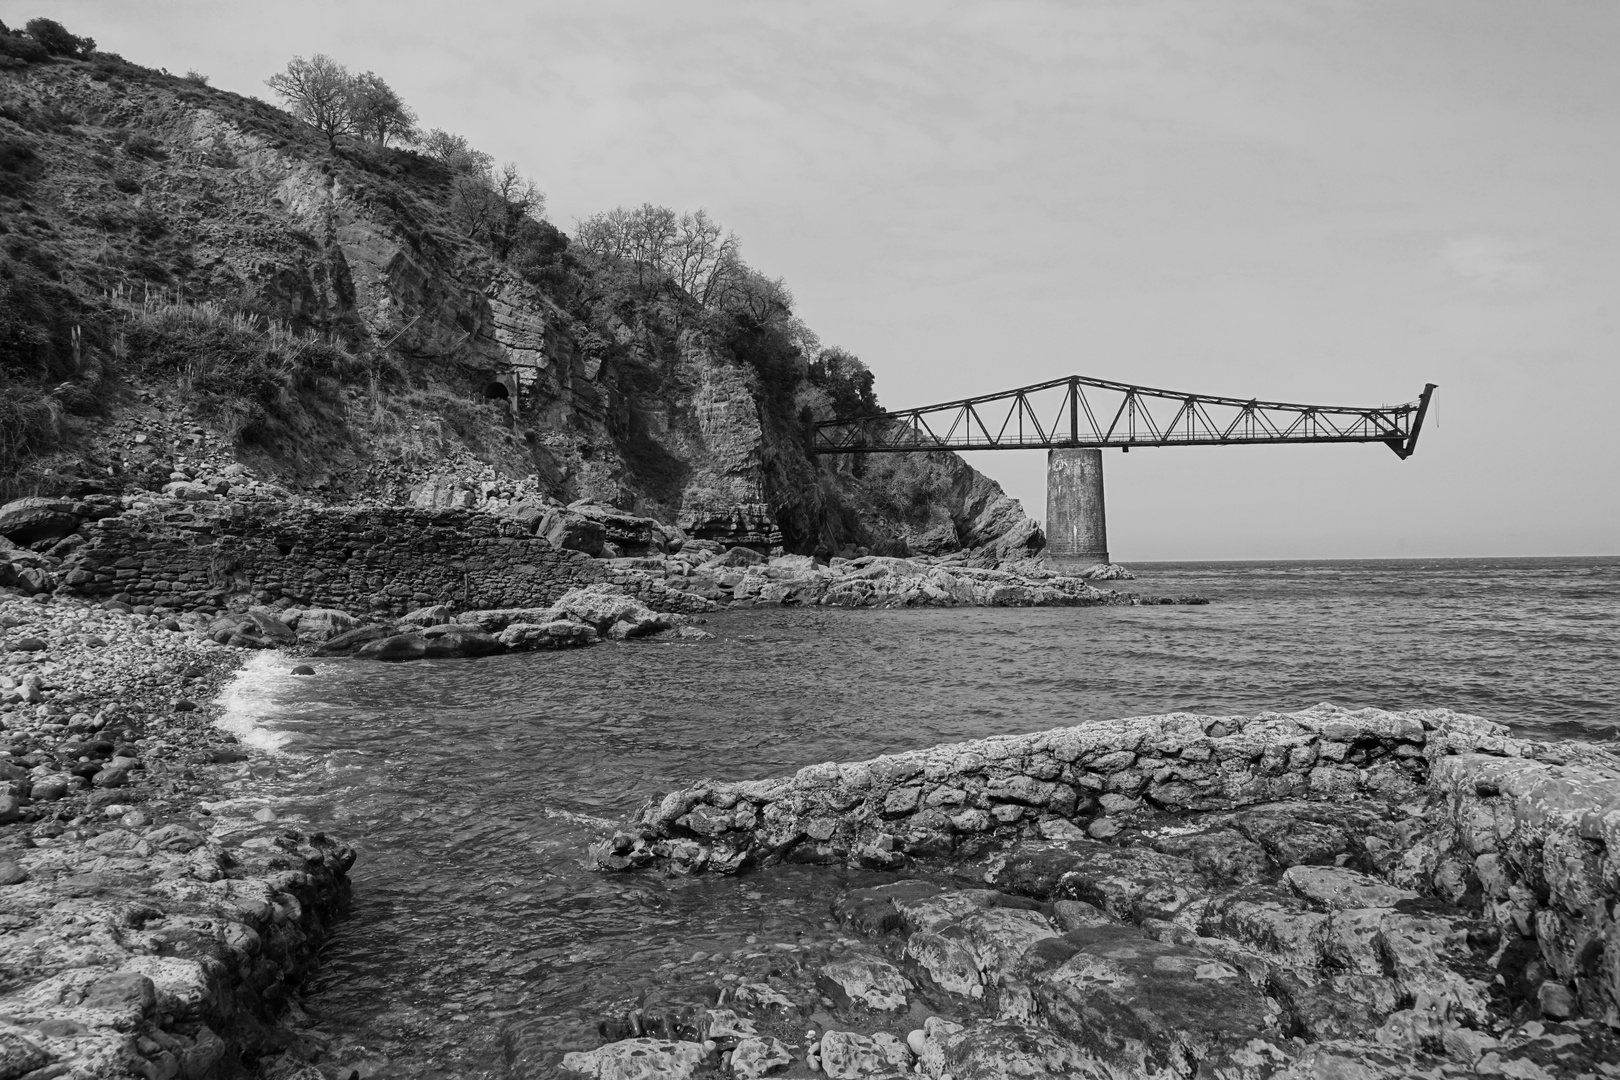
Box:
[0,533,1156,1080]
[0,593,353,1080]
[9,561,1616,1077]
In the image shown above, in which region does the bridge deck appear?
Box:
[812,376,1436,460]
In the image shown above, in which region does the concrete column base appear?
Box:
[1044,554,1111,573]
[1045,448,1109,566]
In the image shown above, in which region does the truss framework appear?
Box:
[812,376,1436,459]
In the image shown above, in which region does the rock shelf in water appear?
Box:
[587,705,1620,1078]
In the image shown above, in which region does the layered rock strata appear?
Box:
[587,706,1620,1078]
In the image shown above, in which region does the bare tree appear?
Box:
[265,54,355,150]
[575,204,742,299]
[486,162,546,260]
[574,206,635,259]
[348,71,417,146]
[714,265,793,325]
[418,128,493,175]
[671,210,741,306]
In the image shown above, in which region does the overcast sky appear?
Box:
[23,1,1620,558]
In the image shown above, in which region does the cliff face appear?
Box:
[0,49,1041,558]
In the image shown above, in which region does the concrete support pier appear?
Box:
[1045,447,1109,568]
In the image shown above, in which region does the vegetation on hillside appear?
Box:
[0,15,999,558]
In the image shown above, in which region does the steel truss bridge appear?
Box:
[811,375,1437,460]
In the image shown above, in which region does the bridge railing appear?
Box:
[812,376,1436,459]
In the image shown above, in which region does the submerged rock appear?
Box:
[355,628,504,661]
[559,1037,707,1079]
[816,955,912,1011]
[816,1030,911,1079]
[729,1036,792,1079]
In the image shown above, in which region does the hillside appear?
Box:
[0,23,1042,559]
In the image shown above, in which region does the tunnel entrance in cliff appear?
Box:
[483,382,510,401]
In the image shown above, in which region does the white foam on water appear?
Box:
[215,651,302,752]
[540,807,622,831]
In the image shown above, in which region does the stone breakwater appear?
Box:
[586,706,1620,1078]
[0,595,355,1080]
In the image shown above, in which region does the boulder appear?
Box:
[554,585,670,638]
[540,511,606,557]
[706,546,767,568]
[161,481,214,502]
[559,1038,707,1080]
[208,611,297,649]
[497,620,599,649]
[729,1037,791,1080]
[292,608,357,643]
[356,629,504,662]
[0,497,83,545]
[315,624,400,655]
[410,476,476,510]
[1027,924,1290,1077]
[506,501,548,532]
[816,955,912,1011]
[816,1031,911,1079]
[565,501,668,556]
[402,603,455,627]
[456,607,566,633]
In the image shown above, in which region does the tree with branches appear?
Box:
[24,18,94,58]
[265,54,356,150]
[348,71,417,146]
[418,129,493,175]
[575,204,743,301]
[484,163,546,260]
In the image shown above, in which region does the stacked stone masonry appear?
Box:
[601,704,1620,1026]
[54,502,716,617]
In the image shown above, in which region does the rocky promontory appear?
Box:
[583,705,1620,1078]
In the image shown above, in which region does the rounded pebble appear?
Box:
[290,664,315,676]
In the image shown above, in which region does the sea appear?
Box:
[215,556,1619,1077]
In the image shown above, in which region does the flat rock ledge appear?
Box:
[587,705,1620,1078]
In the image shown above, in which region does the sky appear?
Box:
[18,1,1620,558]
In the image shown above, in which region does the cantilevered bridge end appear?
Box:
[1389,382,1438,459]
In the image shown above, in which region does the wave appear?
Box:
[215,651,301,752]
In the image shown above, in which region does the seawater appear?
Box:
[221,556,1620,1077]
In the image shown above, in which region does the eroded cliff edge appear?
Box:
[1,50,1041,561]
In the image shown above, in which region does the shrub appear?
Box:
[0,376,63,494]
[0,29,47,63]
[0,134,40,197]
[119,300,363,449]
[24,18,94,58]
[122,132,166,160]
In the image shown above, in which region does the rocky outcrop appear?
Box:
[824,451,1044,559]
[1,59,1043,561]
[344,585,676,660]
[0,497,89,547]
[585,706,1620,1078]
